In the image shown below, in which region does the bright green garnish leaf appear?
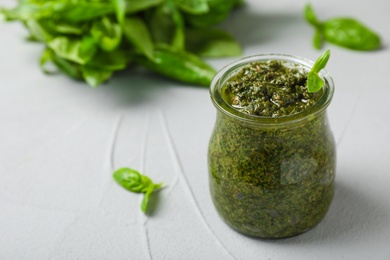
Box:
[113,168,163,214]
[307,50,330,93]
[304,3,381,51]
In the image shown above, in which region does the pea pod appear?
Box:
[136,44,216,86]
[304,3,381,51]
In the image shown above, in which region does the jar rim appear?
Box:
[210,54,335,126]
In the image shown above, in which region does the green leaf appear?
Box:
[323,18,381,51]
[185,28,241,57]
[123,16,154,59]
[136,44,216,86]
[90,16,122,52]
[307,50,330,93]
[25,18,54,42]
[126,0,164,14]
[174,0,209,14]
[304,3,381,51]
[113,168,149,193]
[81,66,113,87]
[113,0,126,25]
[148,0,185,50]
[58,2,114,23]
[86,49,128,71]
[40,48,83,79]
[185,0,236,28]
[113,167,163,214]
[47,36,97,65]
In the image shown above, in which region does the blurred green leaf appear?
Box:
[185,28,241,57]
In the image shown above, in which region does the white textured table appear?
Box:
[1,0,390,259]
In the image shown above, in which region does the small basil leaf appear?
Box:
[113,168,146,193]
[307,50,330,93]
[307,72,324,93]
[311,49,330,73]
[123,17,154,59]
[323,18,381,51]
[185,28,241,57]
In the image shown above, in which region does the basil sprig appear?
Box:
[304,3,381,51]
[113,168,163,213]
[307,50,330,93]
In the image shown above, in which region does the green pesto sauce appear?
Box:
[222,60,322,117]
[208,60,336,238]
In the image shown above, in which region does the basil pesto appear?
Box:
[222,60,321,117]
[208,55,336,238]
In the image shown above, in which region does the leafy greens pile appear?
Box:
[1,0,243,87]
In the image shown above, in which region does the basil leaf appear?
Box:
[304,3,320,27]
[113,0,126,25]
[123,17,154,59]
[113,168,149,193]
[81,66,113,87]
[58,2,114,23]
[86,49,128,71]
[185,0,236,28]
[148,0,185,50]
[40,48,83,79]
[174,0,209,14]
[47,36,97,65]
[126,0,164,14]
[113,167,163,214]
[307,50,330,93]
[323,18,381,51]
[136,44,216,86]
[40,19,86,36]
[25,18,54,42]
[185,28,241,57]
[90,16,122,52]
[304,3,381,51]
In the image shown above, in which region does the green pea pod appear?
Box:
[136,44,216,86]
[323,18,381,51]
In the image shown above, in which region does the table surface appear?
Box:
[1,0,390,259]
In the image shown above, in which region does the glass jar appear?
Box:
[208,54,336,238]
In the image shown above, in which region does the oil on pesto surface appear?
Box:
[208,60,336,238]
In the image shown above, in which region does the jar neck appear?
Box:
[210,54,334,129]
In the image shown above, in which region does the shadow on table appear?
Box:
[270,179,387,245]
[218,5,305,48]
